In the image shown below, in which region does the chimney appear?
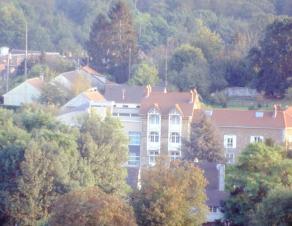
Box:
[217,164,225,191]
[122,89,125,101]
[273,104,278,118]
[189,90,194,103]
[163,87,167,93]
[145,85,152,97]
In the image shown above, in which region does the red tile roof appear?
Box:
[199,108,286,129]
[26,77,44,90]
[140,91,196,117]
[284,107,292,127]
[83,90,105,102]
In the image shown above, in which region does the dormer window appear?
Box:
[255,112,264,118]
[169,109,181,125]
[148,108,160,125]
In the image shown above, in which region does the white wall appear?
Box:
[3,83,41,106]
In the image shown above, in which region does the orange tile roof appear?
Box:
[284,107,292,127]
[140,91,196,117]
[83,90,105,102]
[199,108,286,129]
[81,65,98,75]
[26,77,44,90]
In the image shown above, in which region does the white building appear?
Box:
[2,77,44,106]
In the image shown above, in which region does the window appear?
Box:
[170,151,181,161]
[128,153,140,167]
[170,115,181,125]
[250,136,264,143]
[170,132,180,143]
[148,108,160,125]
[224,135,236,149]
[255,112,264,118]
[225,152,235,164]
[209,206,219,213]
[149,150,159,165]
[129,132,141,145]
[149,132,159,143]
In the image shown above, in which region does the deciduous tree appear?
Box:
[49,187,137,226]
[224,143,292,226]
[132,160,207,226]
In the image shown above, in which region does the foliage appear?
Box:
[128,62,159,86]
[249,18,292,98]
[168,45,211,96]
[0,107,130,224]
[39,82,72,106]
[251,187,292,226]
[132,160,207,226]
[184,112,225,162]
[77,115,129,196]
[49,187,137,226]
[224,143,292,225]
[87,1,138,83]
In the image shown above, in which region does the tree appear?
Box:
[49,187,137,226]
[224,143,292,226]
[251,188,292,226]
[87,1,138,83]
[128,62,159,86]
[8,141,54,226]
[77,115,129,196]
[132,160,207,226]
[184,112,225,162]
[250,18,292,98]
[40,82,72,106]
[168,44,211,96]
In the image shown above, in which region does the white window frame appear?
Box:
[225,152,235,164]
[148,108,160,125]
[250,136,264,144]
[169,151,181,161]
[169,132,180,144]
[224,135,236,149]
[149,131,159,143]
[149,150,159,166]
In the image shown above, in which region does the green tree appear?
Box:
[132,160,207,226]
[77,115,129,196]
[128,62,159,86]
[87,1,138,83]
[251,188,292,226]
[40,82,72,106]
[49,187,137,226]
[184,112,225,162]
[224,143,292,226]
[0,3,26,48]
[169,44,211,96]
[250,18,292,98]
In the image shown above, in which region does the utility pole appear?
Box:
[165,38,169,89]
[24,21,28,80]
[128,47,132,81]
[6,53,10,92]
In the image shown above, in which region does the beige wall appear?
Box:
[140,115,192,167]
[216,126,285,162]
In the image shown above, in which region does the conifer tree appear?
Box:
[87,1,138,83]
[184,112,225,162]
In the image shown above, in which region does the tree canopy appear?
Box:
[132,159,207,226]
[224,143,292,225]
[49,187,137,226]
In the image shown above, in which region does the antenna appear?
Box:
[24,21,28,79]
